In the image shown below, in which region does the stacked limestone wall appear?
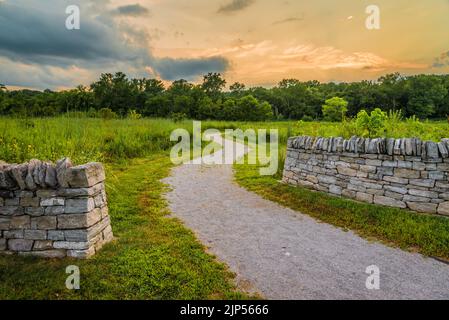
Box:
[0,159,113,258]
[283,136,449,216]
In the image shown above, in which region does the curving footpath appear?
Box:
[163,134,449,300]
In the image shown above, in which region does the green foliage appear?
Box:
[322,97,348,122]
[301,115,313,122]
[99,108,118,120]
[355,108,388,138]
[127,110,142,120]
[170,112,187,123]
[2,72,449,121]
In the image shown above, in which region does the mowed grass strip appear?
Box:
[0,155,248,300]
[234,156,449,261]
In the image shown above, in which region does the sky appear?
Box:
[1,0,449,90]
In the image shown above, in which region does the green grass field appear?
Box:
[1,116,449,298]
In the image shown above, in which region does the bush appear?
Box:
[99,108,118,120]
[87,107,98,118]
[170,112,187,123]
[322,97,348,122]
[301,115,313,122]
[355,108,387,137]
[127,110,142,120]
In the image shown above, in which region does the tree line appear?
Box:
[1,72,449,121]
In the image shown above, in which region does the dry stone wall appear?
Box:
[283,136,449,216]
[0,158,113,258]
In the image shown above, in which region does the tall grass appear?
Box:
[1,117,448,165]
[0,117,194,164]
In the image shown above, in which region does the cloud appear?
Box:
[112,4,150,17]
[155,57,229,81]
[0,0,229,89]
[272,16,304,25]
[432,51,449,68]
[163,41,428,85]
[217,0,255,14]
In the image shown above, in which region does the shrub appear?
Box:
[355,108,387,138]
[301,115,313,122]
[170,112,187,123]
[87,107,98,118]
[127,110,142,120]
[322,97,348,122]
[99,108,118,119]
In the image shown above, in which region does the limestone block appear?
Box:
[4,230,24,239]
[437,202,449,216]
[426,142,439,159]
[31,216,57,230]
[57,209,101,230]
[24,230,47,240]
[20,250,66,258]
[329,185,342,195]
[47,230,65,241]
[374,196,406,209]
[0,217,11,229]
[45,206,65,215]
[8,239,34,252]
[394,168,420,179]
[1,206,24,216]
[356,192,374,203]
[40,198,65,206]
[337,166,357,177]
[25,207,45,216]
[65,198,95,214]
[383,176,408,185]
[5,198,19,206]
[20,197,40,207]
[408,189,438,199]
[0,238,6,251]
[55,158,72,188]
[409,179,435,188]
[53,241,90,250]
[67,247,95,259]
[10,216,31,229]
[407,202,438,214]
[66,162,105,188]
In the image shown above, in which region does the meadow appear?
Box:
[1,116,449,165]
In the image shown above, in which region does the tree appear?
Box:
[202,73,226,101]
[229,82,246,96]
[143,79,165,96]
[378,73,404,112]
[235,95,273,121]
[322,97,348,122]
[405,75,446,119]
[197,96,220,120]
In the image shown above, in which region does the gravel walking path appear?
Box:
[163,135,449,300]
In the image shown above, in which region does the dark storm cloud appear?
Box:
[0,0,229,89]
[155,57,229,81]
[113,4,150,17]
[217,0,255,14]
[0,1,138,65]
